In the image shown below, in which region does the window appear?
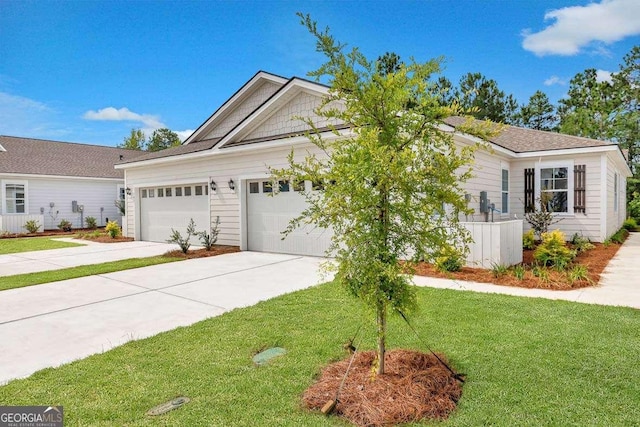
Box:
[312,180,324,191]
[540,167,568,213]
[614,173,619,212]
[501,169,509,214]
[175,187,182,197]
[279,180,290,192]
[205,185,209,195]
[119,186,125,200]
[293,180,305,192]
[148,189,155,198]
[249,182,259,194]
[262,181,273,193]
[141,189,148,198]
[165,187,172,197]
[195,185,203,196]
[157,188,164,197]
[184,186,192,196]
[4,183,26,213]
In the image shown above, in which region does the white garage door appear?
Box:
[247,180,332,257]
[140,184,210,243]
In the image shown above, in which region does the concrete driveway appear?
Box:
[0,251,328,385]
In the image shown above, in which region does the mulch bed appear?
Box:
[76,235,135,243]
[0,229,94,239]
[413,240,625,291]
[303,349,463,426]
[164,245,240,259]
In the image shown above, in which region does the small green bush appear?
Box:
[58,219,72,232]
[491,263,508,278]
[606,228,629,245]
[570,233,595,253]
[105,220,121,238]
[23,220,41,233]
[167,218,197,254]
[567,265,591,285]
[512,265,526,280]
[85,216,98,229]
[434,248,463,272]
[532,265,550,282]
[534,230,576,270]
[623,218,637,231]
[523,229,535,250]
[198,216,220,251]
[629,194,640,221]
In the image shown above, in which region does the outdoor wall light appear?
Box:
[126,187,132,196]
[228,179,235,191]
[210,180,217,192]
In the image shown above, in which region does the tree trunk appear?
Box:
[376,301,387,375]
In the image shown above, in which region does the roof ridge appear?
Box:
[0,135,139,151]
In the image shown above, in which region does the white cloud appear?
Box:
[595,69,614,83]
[522,0,640,56]
[0,92,70,138]
[544,75,567,86]
[175,129,195,141]
[83,107,164,129]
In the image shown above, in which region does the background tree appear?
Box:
[274,14,483,375]
[118,128,146,150]
[455,72,519,124]
[518,90,558,131]
[146,128,182,152]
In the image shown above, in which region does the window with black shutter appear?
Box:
[524,168,535,212]
[574,165,586,213]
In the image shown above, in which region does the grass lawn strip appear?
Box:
[0,256,180,292]
[1,282,638,426]
[0,236,84,255]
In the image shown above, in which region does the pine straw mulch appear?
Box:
[303,349,463,426]
[164,245,240,259]
[413,239,625,291]
[76,234,134,243]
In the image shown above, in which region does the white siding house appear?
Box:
[116,71,632,267]
[0,136,142,233]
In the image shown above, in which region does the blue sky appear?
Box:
[1,0,639,147]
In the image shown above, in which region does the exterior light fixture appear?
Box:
[228,179,235,191]
[210,180,217,192]
[126,187,132,196]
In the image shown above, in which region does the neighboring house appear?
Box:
[116,71,631,263]
[0,136,143,233]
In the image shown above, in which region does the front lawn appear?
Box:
[0,256,180,291]
[1,283,638,426]
[0,236,84,254]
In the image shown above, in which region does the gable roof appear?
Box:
[0,135,144,179]
[443,116,617,153]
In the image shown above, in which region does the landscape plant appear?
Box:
[272,14,490,375]
[570,232,595,252]
[198,216,220,251]
[533,230,576,270]
[85,216,98,229]
[522,229,535,249]
[512,264,526,280]
[23,220,41,234]
[623,217,637,231]
[524,194,561,240]
[58,219,72,232]
[434,249,464,273]
[167,218,197,254]
[105,220,121,238]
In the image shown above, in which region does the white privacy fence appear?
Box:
[0,214,45,234]
[461,220,523,268]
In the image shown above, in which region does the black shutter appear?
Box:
[574,165,586,213]
[524,168,535,212]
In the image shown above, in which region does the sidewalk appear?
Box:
[0,239,177,277]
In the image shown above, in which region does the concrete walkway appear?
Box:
[0,239,176,277]
[413,231,640,310]
[0,252,328,384]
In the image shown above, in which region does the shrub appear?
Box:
[570,233,595,253]
[85,216,98,229]
[531,265,550,282]
[491,263,508,278]
[105,220,121,238]
[533,230,576,270]
[524,194,562,240]
[512,265,526,280]
[434,248,463,272]
[23,220,41,233]
[623,218,637,231]
[115,199,125,215]
[629,193,640,221]
[522,229,535,250]
[198,216,220,251]
[567,265,591,285]
[606,228,629,245]
[58,219,72,232]
[167,218,197,254]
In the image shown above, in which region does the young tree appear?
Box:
[274,14,485,375]
[518,90,558,131]
[146,128,182,152]
[118,128,146,150]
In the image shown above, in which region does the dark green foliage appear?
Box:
[167,218,197,253]
[623,218,638,231]
[607,228,629,245]
[23,220,41,233]
[57,219,72,232]
[85,216,97,229]
[146,128,181,152]
[198,216,220,251]
[570,233,595,252]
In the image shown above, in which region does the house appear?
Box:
[116,71,631,263]
[0,136,143,233]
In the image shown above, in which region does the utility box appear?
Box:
[479,191,488,213]
[72,201,78,213]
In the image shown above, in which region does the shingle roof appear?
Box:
[116,138,221,164]
[0,136,145,179]
[443,116,617,153]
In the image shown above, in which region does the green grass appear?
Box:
[1,283,638,426]
[0,256,180,291]
[0,236,84,254]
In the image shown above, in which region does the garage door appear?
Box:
[247,180,332,257]
[140,184,209,243]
